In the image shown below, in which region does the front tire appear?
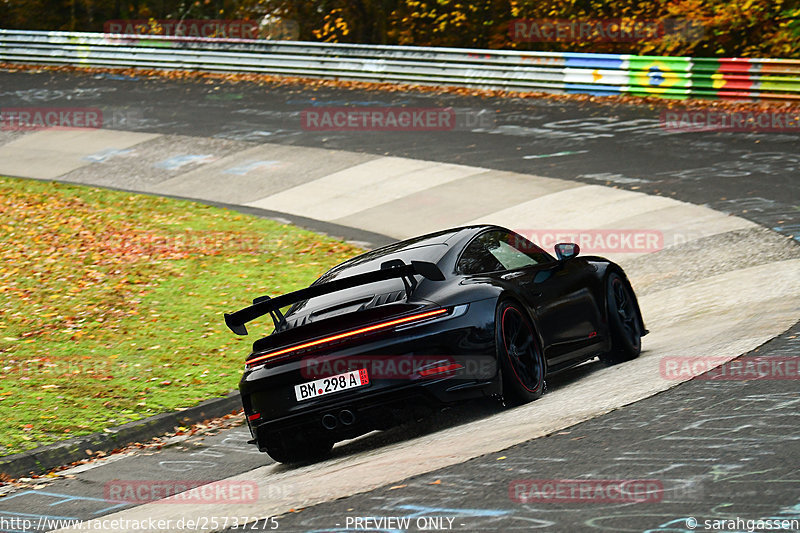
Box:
[496,300,546,405]
[600,272,642,365]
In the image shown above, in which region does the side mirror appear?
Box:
[554,243,580,261]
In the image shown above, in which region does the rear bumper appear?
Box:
[248,377,499,449]
[238,299,500,446]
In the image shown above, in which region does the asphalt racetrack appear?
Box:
[0,69,798,533]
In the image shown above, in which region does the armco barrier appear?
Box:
[1,30,799,101]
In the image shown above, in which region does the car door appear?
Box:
[457,230,604,366]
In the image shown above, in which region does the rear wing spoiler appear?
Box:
[224,259,445,335]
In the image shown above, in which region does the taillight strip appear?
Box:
[246,308,449,368]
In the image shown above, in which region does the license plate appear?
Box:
[294,369,369,402]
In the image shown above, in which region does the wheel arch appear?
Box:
[596,261,648,337]
[495,291,550,376]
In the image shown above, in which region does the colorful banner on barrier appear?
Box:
[1,30,799,102]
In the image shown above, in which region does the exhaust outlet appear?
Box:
[321,413,338,430]
[339,409,356,426]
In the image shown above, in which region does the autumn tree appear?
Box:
[1,0,797,57]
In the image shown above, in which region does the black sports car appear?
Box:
[224,225,647,463]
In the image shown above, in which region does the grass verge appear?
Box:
[0,177,362,457]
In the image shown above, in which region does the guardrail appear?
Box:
[1,29,799,101]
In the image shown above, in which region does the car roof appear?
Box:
[316,225,497,282]
[279,225,516,322]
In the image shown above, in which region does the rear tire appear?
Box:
[496,300,546,405]
[264,431,333,464]
[600,273,642,365]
